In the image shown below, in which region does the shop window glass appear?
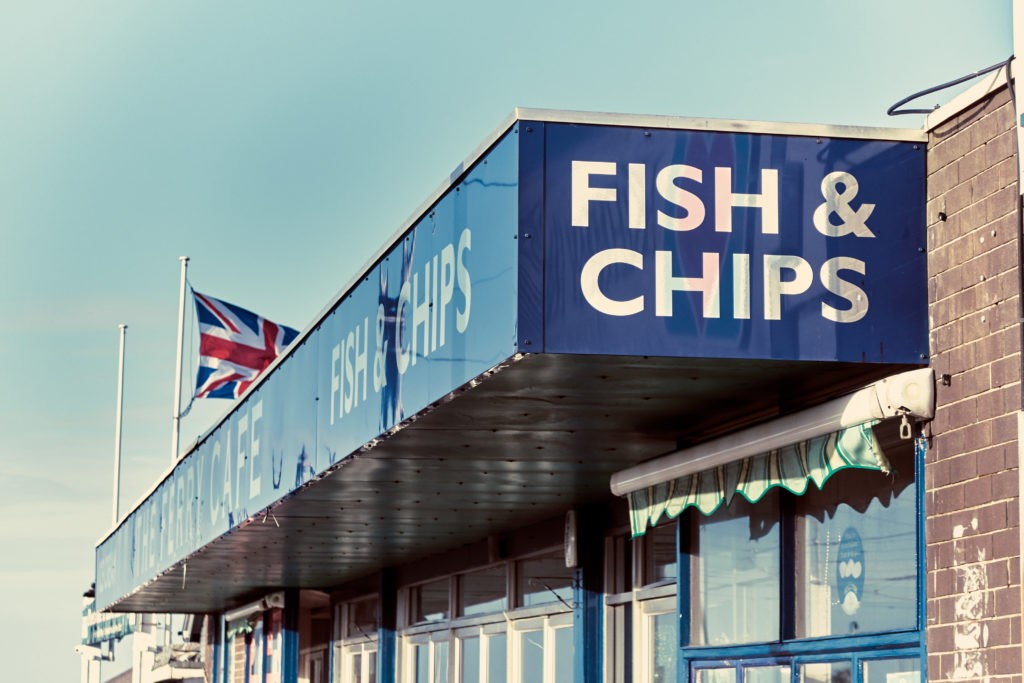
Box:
[348,597,379,639]
[248,616,265,683]
[460,636,480,682]
[696,668,736,683]
[459,566,508,616]
[645,522,678,585]
[518,553,573,608]
[690,492,781,645]
[414,644,430,683]
[862,657,921,683]
[487,633,507,683]
[434,641,450,683]
[412,579,450,624]
[352,653,363,683]
[553,626,574,683]
[800,661,851,683]
[745,666,790,683]
[795,447,917,638]
[265,609,283,683]
[520,630,544,683]
[650,612,677,683]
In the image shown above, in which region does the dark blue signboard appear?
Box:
[95,131,520,607]
[95,114,927,609]
[539,123,926,362]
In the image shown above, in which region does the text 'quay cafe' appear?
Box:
[94,109,934,683]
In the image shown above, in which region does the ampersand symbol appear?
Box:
[812,171,875,238]
[373,303,387,392]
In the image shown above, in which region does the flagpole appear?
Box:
[112,324,127,525]
[171,256,189,463]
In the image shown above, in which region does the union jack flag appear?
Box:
[193,290,300,399]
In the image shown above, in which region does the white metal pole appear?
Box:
[171,256,189,463]
[112,324,127,525]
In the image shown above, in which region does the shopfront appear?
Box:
[93,108,942,683]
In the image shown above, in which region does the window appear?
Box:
[412,579,451,624]
[399,549,575,683]
[517,552,573,609]
[680,434,923,682]
[511,613,573,683]
[334,597,379,683]
[604,519,679,683]
[459,566,508,617]
[794,459,917,638]
[689,492,781,646]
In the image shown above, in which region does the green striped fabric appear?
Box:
[627,421,888,537]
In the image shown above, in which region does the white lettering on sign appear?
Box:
[571,160,875,322]
[579,250,866,321]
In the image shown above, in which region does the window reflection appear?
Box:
[520,631,544,683]
[459,566,507,617]
[487,634,507,683]
[412,579,450,624]
[460,636,479,683]
[518,553,573,608]
[645,522,678,585]
[651,613,676,683]
[796,445,916,638]
[690,492,781,645]
[800,660,852,683]
[863,657,921,683]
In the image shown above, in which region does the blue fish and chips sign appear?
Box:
[541,122,926,360]
[95,112,926,608]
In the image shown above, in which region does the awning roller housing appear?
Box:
[610,368,935,498]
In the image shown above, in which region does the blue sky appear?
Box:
[0,2,1011,680]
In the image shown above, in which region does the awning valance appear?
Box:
[611,368,934,536]
[626,421,888,536]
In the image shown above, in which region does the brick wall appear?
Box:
[926,85,1022,683]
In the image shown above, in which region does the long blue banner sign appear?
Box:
[96,116,926,608]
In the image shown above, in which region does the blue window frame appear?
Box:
[677,429,926,683]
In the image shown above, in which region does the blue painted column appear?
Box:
[377,569,398,683]
[572,506,605,683]
[283,589,300,683]
[212,615,222,683]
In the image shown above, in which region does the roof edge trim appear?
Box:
[514,107,927,143]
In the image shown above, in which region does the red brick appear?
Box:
[930,538,955,571]
[932,566,957,597]
[927,511,953,543]
[992,643,1023,675]
[990,468,1019,500]
[976,445,1008,476]
[959,145,988,182]
[930,623,957,653]
[991,413,1017,444]
[930,129,971,174]
[929,161,961,199]
[935,428,966,460]
[963,475,992,507]
[933,485,966,514]
[992,527,1020,561]
[944,180,974,218]
[953,534,992,566]
[986,128,1017,167]
[959,365,993,399]
[984,184,1018,226]
[977,501,1009,533]
[987,559,1011,588]
[948,453,979,483]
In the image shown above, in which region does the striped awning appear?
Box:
[627,421,888,537]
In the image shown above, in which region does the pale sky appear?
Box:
[0,2,1011,680]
